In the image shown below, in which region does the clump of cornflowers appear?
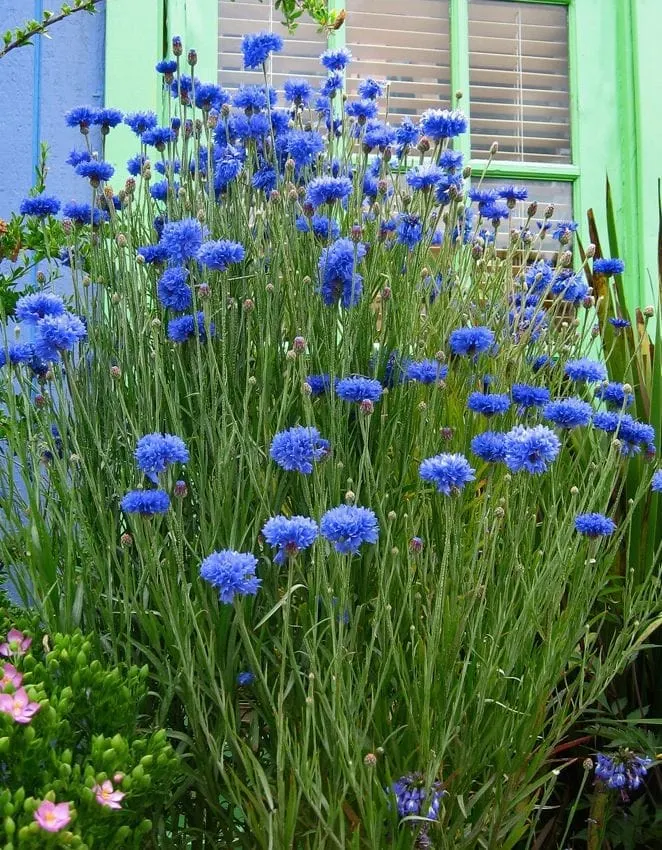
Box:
[320,505,379,555]
[200,550,261,603]
[0,687,41,723]
[270,426,330,474]
[595,750,653,793]
[336,376,383,404]
[449,326,495,357]
[34,801,72,832]
[262,516,319,565]
[575,513,617,537]
[93,780,125,810]
[0,629,32,657]
[419,453,476,495]
[503,425,561,474]
[134,433,189,483]
[120,490,171,516]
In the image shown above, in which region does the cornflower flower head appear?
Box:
[19,196,60,218]
[159,218,205,264]
[15,292,65,325]
[595,751,653,792]
[396,213,423,249]
[195,83,230,111]
[336,376,383,403]
[66,149,91,167]
[406,360,448,384]
[575,513,617,537]
[270,426,330,474]
[303,374,331,396]
[608,317,631,330]
[197,240,246,271]
[135,433,189,483]
[138,243,169,265]
[503,424,561,474]
[593,258,625,276]
[318,237,366,308]
[467,392,511,417]
[0,686,40,724]
[200,550,261,603]
[283,78,313,106]
[0,663,22,690]
[306,176,353,209]
[470,431,507,463]
[449,326,495,357]
[150,179,179,201]
[564,358,608,383]
[237,671,255,686]
[75,160,115,186]
[62,201,107,226]
[0,343,36,368]
[232,84,277,113]
[320,46,352,71]
[420,108,467,140]
[142,126,176,149]
[157,267,192,312]
[251,164,276,192]
[615,415,656,456]
[262,515,319,565]
[92,107,123,130]
[34,801,71,832]
[93,780,125,810]
[286,130,325,169]
[0,629,31,658]
[395,117,419,151]
[242,31,284,69]
[651,470,662,492]
[594,382,634,409]
[155,59,177,76]
[363,121,396,151]
[498,185,528,203]
[357,77,385,99]
[65,105,96,131]
[320,505,379,555]
[120,489,170,515]
[511,383,551,409]
[419,453,476,495]
[543,398,593,429]
[167,312,215,343]
[346,99,379,123]
[390,773,446,820]
[34,313,87,360]
[124,110,158,135]
[406,164,445,192]
[296,215,340,241]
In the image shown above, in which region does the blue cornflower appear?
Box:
[251,164,277,193]
[362,120,395,150]
[564,358,607,383]
[468,392,511,417]
[66,149,91,167]
[34,313,87,359]
[543,398,593,429]
[75,160,114,185]
[318,237,365,308]
[305,374,332,396]
[592,411,620,434]
[92,108,123,129]
[320,47,352,71]
[471,431,507,463]
[481,201,510,223]
[346,99,378,123]
[261,515,319,565]
[511,384,551,408]
[419,453,476,495]
[197,240,245,272]
[19,196,60,218]
[551,220,579,241]
[406,164,445,191]
[214,146,244,192]
[62,201,107,226]
[283,78,313,106]
[242,31,283,69]
[503,424,561,474]
[320,505,379,555]
[396,214,423,249]
[391,773,445,821]
[121,489,170,515]
[142,127,175,149]
[336,376,383,403]
[395,118,419,151]
[167,312,215,343]
[562,275,590,305]
[124,111,158,135]
[449,326,495,357]
[155,159,181,176]
[195,83,229,111]
[232,84,276,113]
[498,185,528,203]
[138,243,169,264]
[594,382,634,409]
[406,359,448,384]
[575,513,617,537]
[296,215,340,241]
[420,108,467,140]
[159,218,206,264]
[15,293,65,324]
[616,415,655,456]
[134,433,189,483]
[609,317,631,329]
[127,154,147,176]
[595,752,653,791]
[651,470,662,492]
[0,343,36,368]
[157,267,192,312]
[357,78,384,99]
[237,671,255,686]
[170,74,198,102]
[287,130,325,169]
[593,258,625,276]
[152,179,174,202]
[270,426,330,474]
[306,176,353,209]
[65,106,96,130]
[155,59,177,76]
[200,550,261,604]
[468,188,497,206]
[439,149,464,171]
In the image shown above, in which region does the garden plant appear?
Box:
[0,29,661,849]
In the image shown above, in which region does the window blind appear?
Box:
[218,0,326,92]
[468,0,570,163]
[345,0,451,120]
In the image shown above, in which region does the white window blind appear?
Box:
[468,0,570,163]
[345,0,451,120]
[218,0,326,92]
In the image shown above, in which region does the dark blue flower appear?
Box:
[124,111,158,135]
[237,671,255,686]
[159,218,206,264]
[195,83,229,111]
[320,47,352,71]
[134,433,189,483]
[362,120,395,150]
[551,220,579,242]
[75,160,114,184]
[127,154,148,176]
[197,240,245,272]
[543,398,593,429]
[420,108,467,140]
[471,431,507,462]
[92,108,123,129]
[62,201,108,226]
[0,343,36,368]
[396,214,423,249]
[357,78,384,99]
[407,164,445,191]
[214,146,244,192]
[318,237,366,308]
[439,149,464,171]
[155,59,177,76]
[498,185,528,203]
[121,489,170,515]
[19,196,61,218]
[242,31,283,70]
[503,424,560,474]
[608,317,631,329]
[616,415,656,456]
[150,178,175,201]
[480,201,510,223]
[449,326,495,357]
[511,384,551,408]
[305,374,332,395]
[142,127,175,149]
[287,130,325,169]
[575,513,616,537]
[651,470,662,492]
[155,159,181,176]
[391,773,445,820]
[320,505,379,555]
[594,382,634,409]
[65,106,96,130]
[170,74,199,102]
[419,453,476,495]
[157,267,192,311]
[251,164,277,193]
[406,360,448,384]
[138,243,169,264]
[262,515,319,565]
[346,99,378,123]
[395,118,419,151]
[66,149,92,167]
[232,84,276,113]
[15,293,65,324]
[296,215,340,241]
[167,312,215,343]
[593,258,625,276]
[283,78,313,106]
[270,426,330,474]
[306,176,353,209]
[200,550,261,604]
[336,376,383,403]
[564,358,607,383]
[468,392,510,417]
[595,751,652,791]
[34,313,87,359]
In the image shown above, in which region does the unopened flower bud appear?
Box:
[172,35,183,56]
[269,190,280,203]
[292,336,306,353]
[570,486,579,495]
[242,298,254,312]
[351,224,363,242]
[345,490,355,505]
[417,137,431,154]
[151,318,161,329]
[409,537,423,553]
[490,141,499,155]
[360,399,374,415]
[36,271,46,284]
[582,295,595,309]
[110,365,121,378]
[265,283,274,294]
[440,427,453,440]
[302,276,311,286]
[111,292,121,304]
[364,753,377,767]
[585,243,596,258]
[560,250,573,267]
[387,510,397,521]
[174,480,188,497]
[198,282,211,298]
[544,204,555,220]
[288,189,298,202]
[248,375,257,386]
[643,305,655,318]
[418,401,427,412]
[302,382,312,396]
[526,201,538,218]
[187,49,197,66]
[116,234,127,248]
[286,349,297,361]
[120,533,133,548]
[381,286,392,301]
[34,394,45,408]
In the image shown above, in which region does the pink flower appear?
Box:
[0,687,41,724]
[93,780,125,810]
[0,629,32,658]
[0,663,22,690]
[34,800,71,832]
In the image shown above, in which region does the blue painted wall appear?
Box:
[0,2,106,223]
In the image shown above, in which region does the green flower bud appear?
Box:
[5,816,15,835]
